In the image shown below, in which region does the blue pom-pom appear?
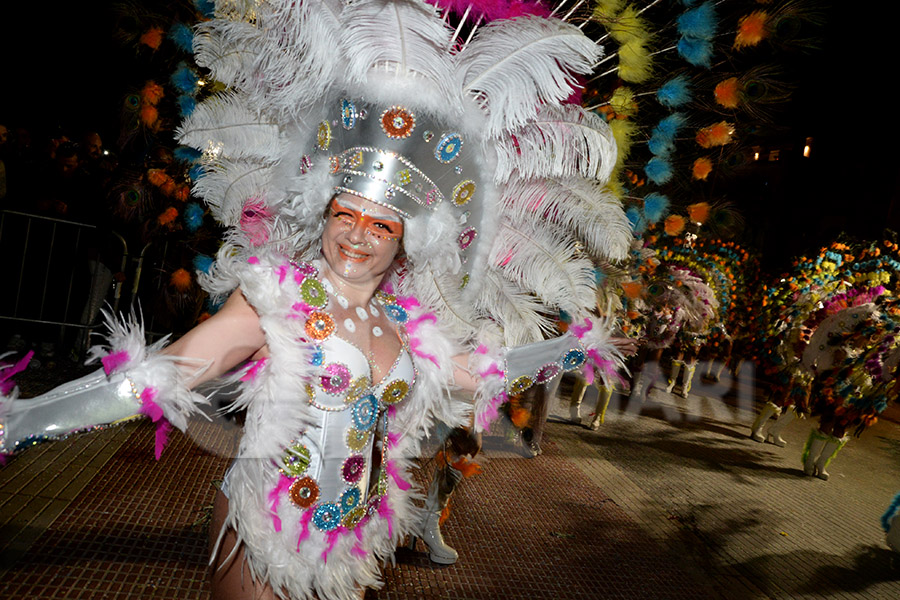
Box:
[677,2,718,40]
[657,76,692,108]
[655,113,686,140]
[677,37,714,68]
[558,309,573,324]
[642,193,670,224]
[174,146,202,163]
[184,203,205,232]
[626,206,646,235]
[171,62,199,95]
[193,252,215,274]
[647,136,673,157]
[645,157,673,185]
[188,164,206,182]
[194,0,216,18]
[169,23,195,53]
[178,94,197,117]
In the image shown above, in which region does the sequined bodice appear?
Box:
[274,262,416,533]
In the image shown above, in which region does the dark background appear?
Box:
[2,1,898,273]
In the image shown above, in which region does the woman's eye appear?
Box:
[374,222,393,232]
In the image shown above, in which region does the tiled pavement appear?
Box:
[1,365,899,599]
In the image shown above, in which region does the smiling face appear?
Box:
[320,193,403,284]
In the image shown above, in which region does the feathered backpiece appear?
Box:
[176,0,630,346]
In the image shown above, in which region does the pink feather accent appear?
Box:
[296,508,313,551]
[0,350,33,396]
[138,387,172,460]
[248,256,260,265]
[475,344,489,355]
[268,474,294,532]
[479,363,504,379]
[240,199,271,246]
[351,542,368,559]
[377,497,394,538]
[395,296,420,311]
[276,264,289,285]
[387,431,401,450]
[409,338,439,366]
[240,358,268,382]
[322,526,348,563]
[477,391,508,430]
[406,313,437,333]
[384,460,411,490]
[102,350,131,375]
[570,319,593,339]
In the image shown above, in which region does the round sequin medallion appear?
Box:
[289,476,319,509]
[562,349,586,370]
[342,455,365,484]
[280,442,311,477]
[381,106,416,139]
[342,505,366,529]
[452,180,475,206]
[341,99,357,130]
[321,363,351,395]
[435,133,463,163]
[535,363,562,384]
[305,311,335,341]
[300,278,327,308]
[381,380,410,405]
[340,487,361,514]
[312,502,342,531]
[345,376,371,404]
[458,227,477,251]
[352,394,379,431]
[508,375,534,395]
[383,304,408,324]
[317,121,332,150]
[347,428,370,451]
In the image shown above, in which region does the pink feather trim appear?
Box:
[570,319,593,339]
[268,474,294,532]
[247,256,260,264]
[322,526,348,563]
[384,460,411,490]
[102,350,131,375]
[409,338,439,366]
[138,387,172,460]
[387,431,401,450]
[377,497,394,539]
[240,358,268,382]
[0,350,33,396]
[296,508,313,551]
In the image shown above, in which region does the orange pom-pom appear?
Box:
[450,457,483,479]
[621,281,643,299]
[139,27,165,50]
[696,121,735,148]
[687,202,710,225]
[157,206,179,226]
[197,312,212,324]
[734,11,769,49]
[692,157,714,181]
[160,179,177,197]
[141,81,165,105]
[174,184,191,202]
[147,168,169,187]
[714,77,740,108]
[664,215,686,236]
[510,405,531,429]
[140,105,159,127]
[170,268,193,292]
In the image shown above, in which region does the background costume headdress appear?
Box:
[177,0,630,349]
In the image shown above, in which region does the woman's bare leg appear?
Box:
[209,490,276,600]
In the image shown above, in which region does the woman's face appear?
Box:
[321,193,404,284]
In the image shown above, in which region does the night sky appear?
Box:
[2,1,898,273]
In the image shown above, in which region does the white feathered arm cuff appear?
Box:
[1,312,210,460]
[471,316,626,433]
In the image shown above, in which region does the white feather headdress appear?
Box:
[177,0,630,346]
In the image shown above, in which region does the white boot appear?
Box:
[813,434,848,481]
[802,430,828,476]
[665,360,682,394]
[765,408,796,447]
[419,465,462,564]
[680,363,696,398]
[629,371,644,400]
[750,402,780,442]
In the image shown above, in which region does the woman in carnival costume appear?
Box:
[0,1,630,598]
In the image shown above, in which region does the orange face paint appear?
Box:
[328,198,404,241]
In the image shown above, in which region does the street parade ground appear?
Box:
[1,365,898,600]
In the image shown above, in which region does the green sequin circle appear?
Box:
[346,428,370,451]
[280,442,311,477]
[508,375,534,395]
[300,278,327,308]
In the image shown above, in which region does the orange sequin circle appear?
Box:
[305,311,336,340]
[380,107,416,139]
[289,476,320,508]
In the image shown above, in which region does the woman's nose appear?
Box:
[348,220,367,243]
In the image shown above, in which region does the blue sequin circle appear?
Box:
[562,349,586,370]
[435,133,463,163]
[352,394,379,431]
[340,487,361,514]
[312,502,342,531]
[383,304,408,324]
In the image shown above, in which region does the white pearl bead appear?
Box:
[372,326,383,337]
[344,318,356,332]
[356,307,369,321]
